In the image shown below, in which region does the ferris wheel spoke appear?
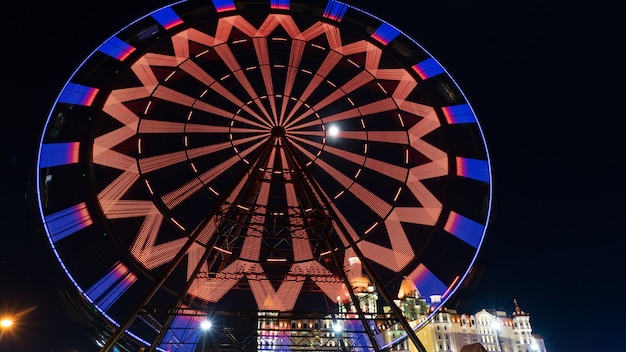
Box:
[139,142,229,173]
[279,39,307,125]
[290,141,392,218]
[285,70,374,130]
[207,85,272,129]
[279,149,316,262]
[93,147,138,172]
[292,135,409,182]
[284,130,325,139]
[212,43,273,123]
[284,39,385,127]
[251,37,278,124]
[179,58,272,128]
[327,200,414,273]
[282,50,343,126]
[160,137,268,209]
[98,200,157,219]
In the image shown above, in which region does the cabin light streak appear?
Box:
[393,187,402,202]
[364,222,378,235]
[195,49,209,58]
[267,258,287,262]
[377,82,387,94]
[144,180,154,195]
[165,71,176,81]
[347,58,360,68]
[171,218,185,231]
[213,246,232,254]
[397,112,404,127]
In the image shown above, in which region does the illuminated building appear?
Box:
[255,266,548,352]
[383,295,548,352]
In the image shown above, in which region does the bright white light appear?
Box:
[531,342,539,351]
[491,319,501,331]
[0,319,12,328]
[332,323,343,333]
[328,125,339,137]
[200,320,212,330]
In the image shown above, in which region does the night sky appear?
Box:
[2,1,624,351]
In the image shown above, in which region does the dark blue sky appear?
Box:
[2,1,624,351]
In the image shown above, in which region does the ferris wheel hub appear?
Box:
[271,125,286,137]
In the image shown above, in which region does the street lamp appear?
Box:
[200,319,212,330]
[0,317,13,343]
[200,319,212,351]
[0,319,12,328]
[332,322,343,351]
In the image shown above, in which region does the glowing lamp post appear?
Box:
[332,322,343,351]
[200,319,212,351]
[0,318,13,343]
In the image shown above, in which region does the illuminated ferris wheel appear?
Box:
[35,0,492,351]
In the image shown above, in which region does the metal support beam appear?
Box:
[282,139,428,352]
[101,139,276,352]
